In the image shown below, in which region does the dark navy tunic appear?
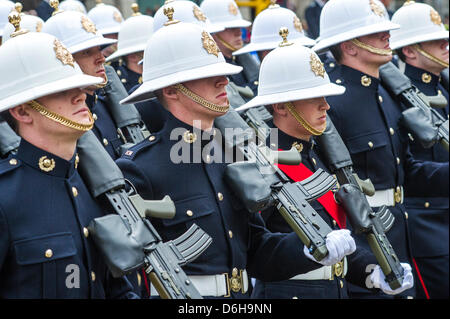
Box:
[116,110,326,298]
[86,92,123,160]
[401,63,449,299]
[0,139,137,298]
[251,124,377,299]
[325,64,449,299]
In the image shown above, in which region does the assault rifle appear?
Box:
[216,108,335,262]
[78,130,212,299]
[379,62,448,152]
[316,115,405,290]
[0,119,20,157]
[101,65,150,153]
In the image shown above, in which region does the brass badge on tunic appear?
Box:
[54,39,75,68]
[293,16,303,33]
[430,8,442,25]
[361,75,372,87]
[369,0,385,17]
[113,11,122,23]
[228,2,238,16]
[292,142,304,153]
[183,130,197,144]
[193,6,206,22]
[38,156,56,172]
[422,73,432,83]
[81,16,97,34]
[310,53,325,78]
[202,31,220,57]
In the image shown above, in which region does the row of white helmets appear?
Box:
[0,0,448,113]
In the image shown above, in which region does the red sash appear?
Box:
[277,158,346,229]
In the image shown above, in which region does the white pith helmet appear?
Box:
[390,1,449,50]
[233,3,315,56]
[42,8,117,54]
[87,0,123,35]
[105,13,154,62]
[236,28,345,112]
[59,0,86,14]
[0,0,14,37]
[312,0,400,53]
[0,31,102,112]
[153,0,224,34]
[2,12,44,43]
[121,19,242,104]
[200,0,251,30]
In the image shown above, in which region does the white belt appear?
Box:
[290,258,348,281]
[150,269,249,298]
[366,186,404,207]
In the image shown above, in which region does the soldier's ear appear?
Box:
[162,86,180,102]
[272,103,288,116]
[402,45,418,61]
[8,104,33,125]
[341,41,358,57]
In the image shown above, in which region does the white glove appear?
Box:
[303,229,356,266]
[370,263,414,295]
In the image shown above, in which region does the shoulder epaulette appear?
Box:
[0,156,21,176]
[121,133,161,160]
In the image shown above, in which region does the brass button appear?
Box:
[438,89,442,95]
[424,202,430,208]
[292,296,299,299]
[205,154,211,163]
[396,157,400,165]
[103,138,109,146]
[339,280,344,288]
[117,70,122,76]
[186,210,193,217]
[332,220,337,227]
[72,186,78,197]
[9,158,17,166]
[378,95,383,103]
[217,192,224,201]
[45,249,53,258]
[368,141,374,148]
[422,73,431,83]
[83,227,89,238]
[91,271,96,282]
[389,128,395,135]
[335,79,342,84]
[254,81,259,85]
[228,230,233,238]
[361,75,372,87]
[93,113,98,121]
[121,78,127,83]
[404,212,409,219]
[312,158,317,166]
[329,62,335,68]
[149,135,156,142]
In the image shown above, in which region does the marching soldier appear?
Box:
[236,30,413,299]
[0,21,137,298]
[105,3,154,93]
[42,1,126,160]
[87,0,123,58]
[201,0,260,102]
[116,11,354,299]
[389,1,449,299]
[232,1,315,69]
[313,0,449,299]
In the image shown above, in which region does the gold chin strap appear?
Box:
[214,34,239,53]
[285,102,325,136]
[351,38,392,56]
[95,73,109,89]
[174,83,230,113]
[413,44,449,68]
[27,100,94,132]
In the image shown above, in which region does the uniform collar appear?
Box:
[16,138,78,178]
[340,65,380,91]
[404,63,440,87]
[85,92,99,108]
[269,120,316,155]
